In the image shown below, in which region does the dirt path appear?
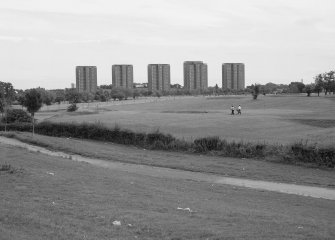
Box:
[1,136,335,201]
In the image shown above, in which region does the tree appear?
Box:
[288,82,305,93]
[23,89,43,136]
[171,84,182,89]
[123,88,133,100]
[323,71,335,95]
[35,88,53,106]
[110,88,125,101]
[314,74,323,96]
[0,99,4,118]
[155,91,161,98]
[304,84,313,97]
[65,88,82,103]
[99,84,113,90]
[133,89,140,99]
[17,91,26,107]
[214,84,219,95]
[251,84,260,100]
[263,82,278,94]
[94,89,110,102]
[313,70,335,95]
[53,89,66,104]
[0,82,15,131]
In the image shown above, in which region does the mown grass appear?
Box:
[1,121,335,168]
[40,95,335,147]
[290,119,335,128]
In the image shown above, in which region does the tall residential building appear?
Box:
[148,64,170,92]
[112,65,133,89]
[76,66,97,93]
[222,63,245,90]
[183,61,208,91]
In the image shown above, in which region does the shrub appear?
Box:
[0,163,22,174]
[67,103,78,112]
[134,132,146,145]
[0,122,31,132]
[1,109,32,123]
[252,85,260,100]
[289,142,335,168]
[194,137,221,152]
[120,130,136,145]
[146,130,175,146]
[0,163,12,171]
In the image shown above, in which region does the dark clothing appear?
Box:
[231,107,235,115]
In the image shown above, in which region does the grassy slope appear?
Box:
[38,95,335,146]
[1,144,335,240]
[4,132,335,188]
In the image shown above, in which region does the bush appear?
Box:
[0,122,31,132]
[146,130,175,146]
[194,137,221,152]
[1,109,32,123]
[289,142,335,168]
[252,85,260,100]
[0,163,12,171]
[0,163,22,174]
[67,103,78,112]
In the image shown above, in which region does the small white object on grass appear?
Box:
[47,172,55,176]
[112,220,121,226]
[177,207,195,213]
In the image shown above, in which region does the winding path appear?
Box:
[1,136,334,201]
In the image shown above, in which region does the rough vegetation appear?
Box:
[0,163,23,174]
[1,121,334,168]
[0,109,32,123]
[67,103,78,112]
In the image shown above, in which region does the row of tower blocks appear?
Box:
[76,63,245,93]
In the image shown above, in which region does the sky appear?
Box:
[0,0,335,90]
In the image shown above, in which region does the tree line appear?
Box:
[1,82,42,134]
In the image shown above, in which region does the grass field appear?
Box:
[1,143,335,239]
[2,94,335,239]
[36,95,335,146]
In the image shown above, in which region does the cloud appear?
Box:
[0,0,335,89]
[0,35,38,42]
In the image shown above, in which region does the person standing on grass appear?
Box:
[237,105,242,115]
[231,105,235,115]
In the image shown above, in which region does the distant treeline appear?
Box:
[1,73,334,109]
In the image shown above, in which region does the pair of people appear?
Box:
[231,105,242,115]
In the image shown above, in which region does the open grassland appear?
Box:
[37,95,335,146]
[1,144,335,239]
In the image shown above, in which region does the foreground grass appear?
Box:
[1,132,335,188]
[1,144,335,239]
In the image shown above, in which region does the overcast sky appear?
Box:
[1,0,334,90]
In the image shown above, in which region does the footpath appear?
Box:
[1,136,335,201]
